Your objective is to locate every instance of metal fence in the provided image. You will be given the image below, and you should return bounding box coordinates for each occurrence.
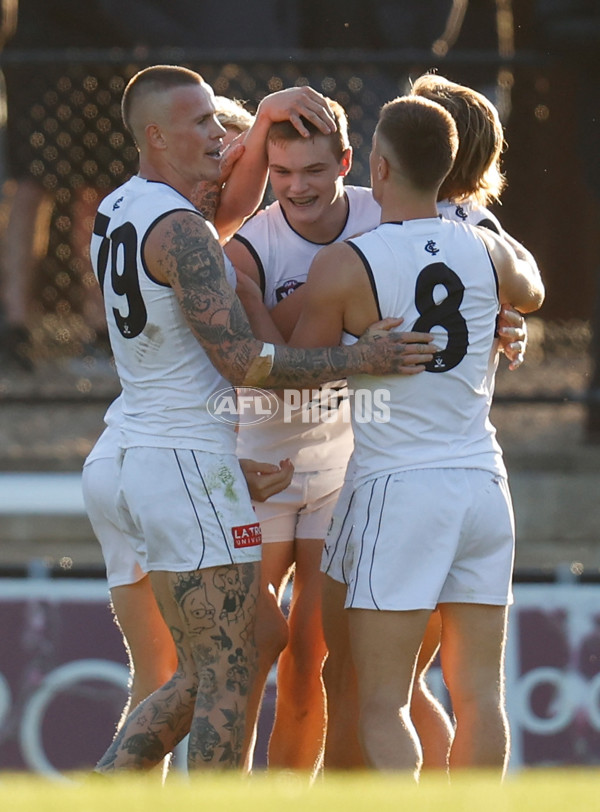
[0,48,595,404]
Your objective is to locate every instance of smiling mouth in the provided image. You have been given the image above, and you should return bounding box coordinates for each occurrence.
[289,196,317,207]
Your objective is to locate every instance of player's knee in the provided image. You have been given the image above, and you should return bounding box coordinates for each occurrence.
[132,648,178,690]
[322,649,351,694]
[285,630,327,680]
[359,688,407,725]
[451,686,503,722]
[256,612,289,662]
[322,653,338,691]
[409,679,431,713]
[131,667,171,700]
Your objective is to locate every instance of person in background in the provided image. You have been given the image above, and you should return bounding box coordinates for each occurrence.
[0,0,125,371]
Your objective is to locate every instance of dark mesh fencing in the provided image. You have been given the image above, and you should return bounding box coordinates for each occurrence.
[1,55,418,363]
[0,50,596,384]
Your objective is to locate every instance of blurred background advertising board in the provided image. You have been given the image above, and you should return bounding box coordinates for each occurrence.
[0,579,599,777]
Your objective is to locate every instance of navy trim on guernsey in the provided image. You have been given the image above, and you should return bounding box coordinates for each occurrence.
[480,245,500,305]
[476,217,501,235]
[141,209,205,288]
[92,212,111,292]
[232,234,266,298]
[279,191,352,246]
[481,244,501,338]
[345,239,383,320]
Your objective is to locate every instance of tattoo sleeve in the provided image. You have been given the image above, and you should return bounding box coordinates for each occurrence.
[160,212,404,387]
[161,212,259,383]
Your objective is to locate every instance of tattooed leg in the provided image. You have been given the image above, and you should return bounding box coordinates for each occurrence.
[95,563,259,773]
[168,563,260,770]
[95,622,198,773]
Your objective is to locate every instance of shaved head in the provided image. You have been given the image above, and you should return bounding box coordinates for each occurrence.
[122,65,207,147]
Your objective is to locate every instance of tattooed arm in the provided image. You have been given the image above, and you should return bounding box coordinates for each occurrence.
[145,210,435,388]
[190,180,221,225]
[191,138,245,231]
[287,241,437,382]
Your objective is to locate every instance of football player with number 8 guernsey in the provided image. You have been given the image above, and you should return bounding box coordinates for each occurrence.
[285,95,544,779]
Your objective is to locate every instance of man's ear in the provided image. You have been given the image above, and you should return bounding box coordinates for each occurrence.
[377,155,390,181]
[339,147,353,177]
[146,122,166,149]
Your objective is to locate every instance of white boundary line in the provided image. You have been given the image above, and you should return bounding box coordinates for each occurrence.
[0,578,110,600]
[0,472,85,515]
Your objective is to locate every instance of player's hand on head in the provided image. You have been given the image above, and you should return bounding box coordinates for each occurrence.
[257,86,337,137]
[497,304,527,370]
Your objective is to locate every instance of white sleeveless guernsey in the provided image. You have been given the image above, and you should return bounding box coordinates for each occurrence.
[90,176,237,454]
[437,198,503,234]
[345,216,506,488]
[234,186,381,471]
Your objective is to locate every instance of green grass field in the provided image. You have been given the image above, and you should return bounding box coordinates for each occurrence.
[1,770,597,812]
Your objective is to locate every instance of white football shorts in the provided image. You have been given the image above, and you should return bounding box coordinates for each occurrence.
[82,455,147,589]
[321,471,355,584]
[118,447,262,571]
[253,467,346,543]
[346,468,515,610]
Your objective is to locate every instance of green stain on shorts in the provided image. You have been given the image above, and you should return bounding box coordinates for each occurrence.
[208,464,237,502]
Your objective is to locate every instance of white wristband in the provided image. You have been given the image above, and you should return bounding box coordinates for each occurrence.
[242,342,275,386]
[259,342,275,361]
[258,342,275,377]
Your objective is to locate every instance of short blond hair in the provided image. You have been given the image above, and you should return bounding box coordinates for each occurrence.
[214,96,254,134]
